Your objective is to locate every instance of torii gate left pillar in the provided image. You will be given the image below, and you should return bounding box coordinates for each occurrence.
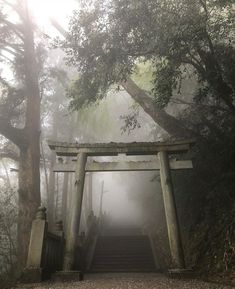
[63,152,87,270]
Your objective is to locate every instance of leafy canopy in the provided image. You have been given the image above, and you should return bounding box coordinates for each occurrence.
[64,0,235,112]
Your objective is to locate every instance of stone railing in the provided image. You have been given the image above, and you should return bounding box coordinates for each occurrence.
[22,207,65,282]
[41,220,65,279]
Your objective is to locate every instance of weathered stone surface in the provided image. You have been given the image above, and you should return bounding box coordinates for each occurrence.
[63,152,87,270]
[51,271,83,282]
[167,268,194,279]
[48,140,195,156]
[21,267,42,283]
[53,159,193,172]
[159,151,185,269]
[26,219,47,269]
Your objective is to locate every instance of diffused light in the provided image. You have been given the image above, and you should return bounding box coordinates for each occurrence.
[27,0,77,27]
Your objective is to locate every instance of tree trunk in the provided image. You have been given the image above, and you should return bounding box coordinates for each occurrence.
[121,78,194,139]
[17,1,41,267]
[18,148,40,267]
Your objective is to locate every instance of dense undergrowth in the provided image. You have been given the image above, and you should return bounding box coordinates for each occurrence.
[176,111,235,284]
[141,106,235,284]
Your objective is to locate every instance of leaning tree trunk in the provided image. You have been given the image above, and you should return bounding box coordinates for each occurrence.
[50,20,194,140]
[17,1,41,267]
[121,78,194,139]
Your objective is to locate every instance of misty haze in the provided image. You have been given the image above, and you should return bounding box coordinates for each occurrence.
[0,0,234,289]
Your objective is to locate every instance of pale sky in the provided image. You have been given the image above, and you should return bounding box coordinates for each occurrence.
[0,0,78,80]
[28,0,79,31]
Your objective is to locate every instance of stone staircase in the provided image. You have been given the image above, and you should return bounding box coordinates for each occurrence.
[90,235,156,272]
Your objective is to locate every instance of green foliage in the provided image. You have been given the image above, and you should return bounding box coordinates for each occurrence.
[152,59,181,108]
[0,76,25,124]
[131,62,154,91]
[120,108,141,134]
[0,187,18,285]
[68,73,107,110]
[64,0,235,113]
[169,97,235,278]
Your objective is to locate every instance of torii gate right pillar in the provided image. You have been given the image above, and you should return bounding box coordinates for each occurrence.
[158,150,185,269]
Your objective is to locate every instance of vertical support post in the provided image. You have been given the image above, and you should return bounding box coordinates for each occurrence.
[26,207,47,268]
[158,151,185,269]
[88,172,93,212]
[23,207,47,282]
[63,152,87,271]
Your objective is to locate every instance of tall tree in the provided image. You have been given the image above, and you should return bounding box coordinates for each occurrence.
[62,0,234,137]
[0,0,41,267]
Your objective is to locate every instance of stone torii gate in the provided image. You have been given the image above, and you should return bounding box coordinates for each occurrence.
[48,139,195,272]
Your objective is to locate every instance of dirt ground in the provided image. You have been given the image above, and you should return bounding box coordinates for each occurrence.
[11,273,234,289]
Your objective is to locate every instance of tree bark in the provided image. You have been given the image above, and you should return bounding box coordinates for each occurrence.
[18,148,40,267]
[121,78,194,139]
[17,1,41,267]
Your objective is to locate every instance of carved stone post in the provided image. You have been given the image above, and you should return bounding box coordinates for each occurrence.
[63,152,87,271]
[23,207,47,282]
[158,151,185,269]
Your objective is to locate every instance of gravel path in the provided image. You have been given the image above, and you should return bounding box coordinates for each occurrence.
[12,273,233,289]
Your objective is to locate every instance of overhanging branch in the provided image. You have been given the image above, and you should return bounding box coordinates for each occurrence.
[50,18,68,37]
[0,46,18,57]
[0,119,27,148]
[0,149,19,162]
[1,18,24,41]
[121,78,195,139]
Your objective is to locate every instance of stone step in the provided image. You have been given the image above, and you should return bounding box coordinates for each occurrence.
[91,268,156,271]
[95,250,152,254]
[93,255,154,259]
[92,262,155,269]
[90,234,156,272]
[92,258,155,261]
[52,271,83,282]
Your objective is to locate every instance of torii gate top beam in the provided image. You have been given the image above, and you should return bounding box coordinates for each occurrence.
[48,139,195,157]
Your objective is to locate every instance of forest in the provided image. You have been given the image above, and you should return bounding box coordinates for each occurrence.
[0,0,234,288]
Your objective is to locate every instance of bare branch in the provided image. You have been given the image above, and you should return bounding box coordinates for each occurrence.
[0,46,18,56]
[121,78,195,138]
[0,148,19,162]
[0,41,23,52]
[0,52,14,63]
[0,18,24,41]
[0,119,27,148]
[0,0,23,18]
[50,18,68,37]
[171,97,230,113]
